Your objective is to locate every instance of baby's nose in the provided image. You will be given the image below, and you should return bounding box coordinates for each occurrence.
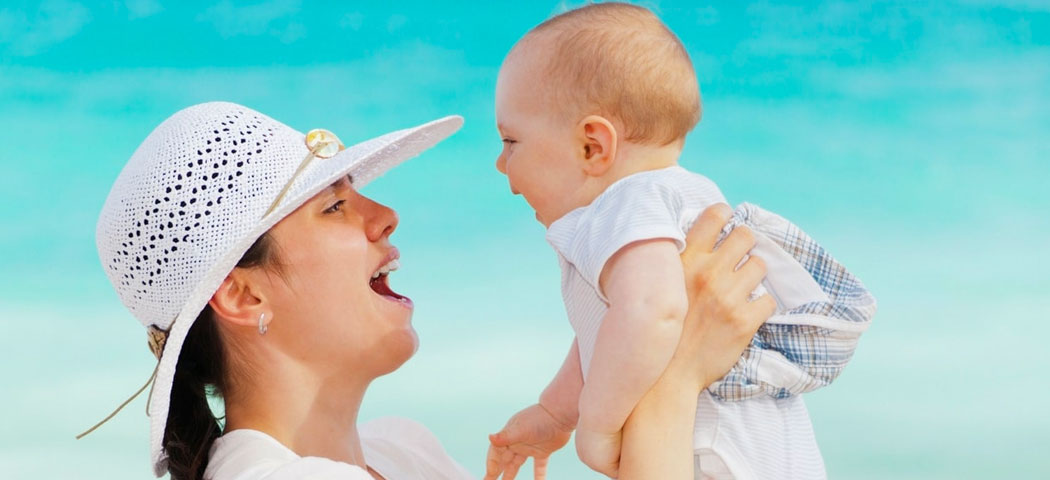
[495,155,507,175]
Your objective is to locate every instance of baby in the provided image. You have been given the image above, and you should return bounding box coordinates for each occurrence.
[487,3,876,480]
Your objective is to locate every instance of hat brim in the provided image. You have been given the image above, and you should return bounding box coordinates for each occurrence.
[147,115,463,476]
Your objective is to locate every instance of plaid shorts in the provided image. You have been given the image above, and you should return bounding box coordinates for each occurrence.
[707,203,877,401]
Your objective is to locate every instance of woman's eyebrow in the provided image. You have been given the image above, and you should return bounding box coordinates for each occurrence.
[321,175,354,196]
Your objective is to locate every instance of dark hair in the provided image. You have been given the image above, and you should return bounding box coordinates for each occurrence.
[163,233,276,480]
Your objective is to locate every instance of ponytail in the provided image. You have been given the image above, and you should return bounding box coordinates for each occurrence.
[163,233,275,480]
[164,309,225,480]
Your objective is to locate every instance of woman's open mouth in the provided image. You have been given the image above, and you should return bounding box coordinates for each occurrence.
[370,257,412,307]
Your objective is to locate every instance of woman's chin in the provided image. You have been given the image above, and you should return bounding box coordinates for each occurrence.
[373,327,419,376]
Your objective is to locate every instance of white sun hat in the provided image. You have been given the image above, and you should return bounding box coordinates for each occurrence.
[93,101,463,476]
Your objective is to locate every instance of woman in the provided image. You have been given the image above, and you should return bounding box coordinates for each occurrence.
[87,102,772,479]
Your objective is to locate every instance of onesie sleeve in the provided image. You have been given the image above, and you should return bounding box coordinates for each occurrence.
[709,203,878,401]
[548,176,687,302]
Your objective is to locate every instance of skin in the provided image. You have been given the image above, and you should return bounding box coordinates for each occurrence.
[208,176,409,480]
[572,238,689,477]
[491,37,748,478]
[203,176,771,480]
[493,48,596,227]
[494,39,684,228]
[495,51,691,474]
[487,205,775,480]
[620,205,775,479]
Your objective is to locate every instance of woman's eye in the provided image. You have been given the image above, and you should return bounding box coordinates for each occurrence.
[501,138,516,145]
[323,200,345,214]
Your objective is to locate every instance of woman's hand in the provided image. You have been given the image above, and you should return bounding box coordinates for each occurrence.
[669,203,776,389]
[616,204,776,480]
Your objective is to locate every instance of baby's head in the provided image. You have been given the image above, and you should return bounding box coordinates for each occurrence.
[495,2,700,226]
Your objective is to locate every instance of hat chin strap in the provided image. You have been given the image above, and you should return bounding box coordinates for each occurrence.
[75,359,161,440]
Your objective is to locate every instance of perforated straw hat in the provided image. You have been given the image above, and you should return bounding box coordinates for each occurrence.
[92,101,462,476]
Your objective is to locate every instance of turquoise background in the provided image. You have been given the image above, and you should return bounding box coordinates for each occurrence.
[1,1,1048,478]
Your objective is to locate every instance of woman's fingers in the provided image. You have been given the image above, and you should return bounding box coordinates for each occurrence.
[681,203,732,264]
[729,253,775,338]
[750,293,777,321]
[732,254,767,299]
[715,225,756,272]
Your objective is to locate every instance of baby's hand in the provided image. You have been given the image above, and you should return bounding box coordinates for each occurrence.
[574,427,621,478]
[484,404,574,480]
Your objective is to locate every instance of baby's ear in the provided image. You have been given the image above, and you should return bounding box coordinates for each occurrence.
[576,115,617,176]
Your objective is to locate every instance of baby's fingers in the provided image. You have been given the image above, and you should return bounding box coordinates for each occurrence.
[533,456,549,480]
[490,417,526,448]
[489,432,511,448]
[503,453,527,480]
[484,445,506,480]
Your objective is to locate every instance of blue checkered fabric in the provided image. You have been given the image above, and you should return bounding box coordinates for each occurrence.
[708,203,877,401]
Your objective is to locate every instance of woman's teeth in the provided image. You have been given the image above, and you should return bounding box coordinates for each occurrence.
[372,259,400,279]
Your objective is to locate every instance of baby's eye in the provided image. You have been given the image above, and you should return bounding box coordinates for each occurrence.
[323,199,345,214]
[501,138,516,145]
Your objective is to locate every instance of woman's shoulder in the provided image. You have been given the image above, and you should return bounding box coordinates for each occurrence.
[205,429,372,480]
[361,416,475,479]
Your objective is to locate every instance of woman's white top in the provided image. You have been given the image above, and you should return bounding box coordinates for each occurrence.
[204,417,474,480]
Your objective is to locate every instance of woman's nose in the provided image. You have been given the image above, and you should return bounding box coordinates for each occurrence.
[363,197,399,241]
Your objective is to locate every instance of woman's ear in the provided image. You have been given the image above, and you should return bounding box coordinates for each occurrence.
[208,269,266,331]
[576,115,618,177]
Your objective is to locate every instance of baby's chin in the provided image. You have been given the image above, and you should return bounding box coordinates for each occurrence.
[534,210,557,228]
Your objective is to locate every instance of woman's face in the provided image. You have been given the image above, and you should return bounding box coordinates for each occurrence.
[258,176,417,380]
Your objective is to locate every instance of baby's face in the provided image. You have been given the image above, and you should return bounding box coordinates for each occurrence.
[494,49,587,227]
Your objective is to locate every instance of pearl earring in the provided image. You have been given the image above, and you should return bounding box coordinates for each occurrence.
[258,312,268,335]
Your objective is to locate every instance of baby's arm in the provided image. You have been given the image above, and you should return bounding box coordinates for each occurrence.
[575,238,689,477]
[539,339,584,426]
[485,340,582,480]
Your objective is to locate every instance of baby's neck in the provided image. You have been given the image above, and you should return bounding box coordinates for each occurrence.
[547,140,684,227]
[592,140,683,193]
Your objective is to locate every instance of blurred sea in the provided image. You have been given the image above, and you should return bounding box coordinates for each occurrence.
[1,1,1048,478]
